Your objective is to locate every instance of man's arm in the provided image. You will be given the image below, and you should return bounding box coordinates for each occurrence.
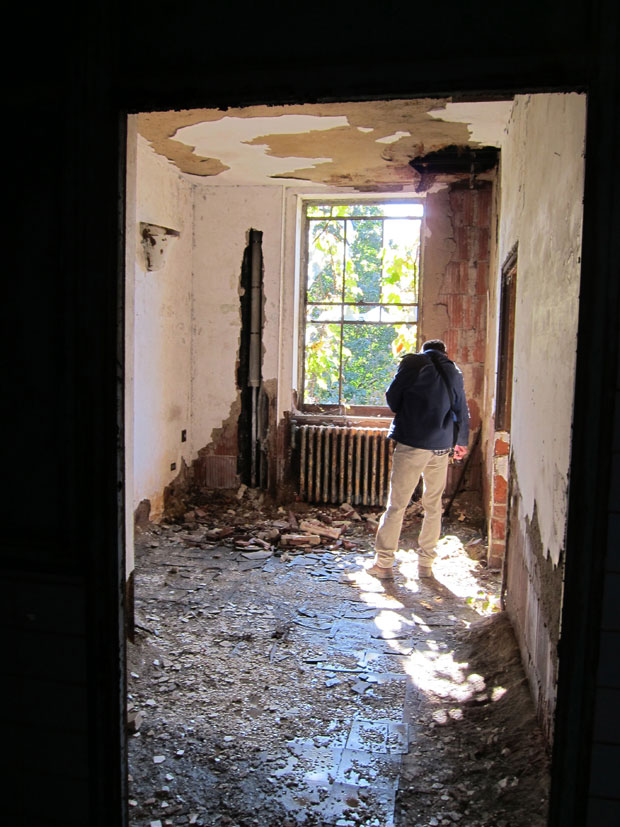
[453,367,470,457]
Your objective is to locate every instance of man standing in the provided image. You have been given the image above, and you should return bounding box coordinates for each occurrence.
[366,339,470,580]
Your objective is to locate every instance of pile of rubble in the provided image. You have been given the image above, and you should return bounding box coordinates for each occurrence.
[126,488,548,827]
[174,487,389,554]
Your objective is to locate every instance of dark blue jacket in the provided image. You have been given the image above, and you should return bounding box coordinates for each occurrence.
[386,349,470,450]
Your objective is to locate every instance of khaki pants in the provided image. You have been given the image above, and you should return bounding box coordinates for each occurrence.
[374,442,450,568]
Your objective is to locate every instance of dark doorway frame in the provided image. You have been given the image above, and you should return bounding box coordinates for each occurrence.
[121,84,616,826]
[495,244,518,433]
[5,3,617,825]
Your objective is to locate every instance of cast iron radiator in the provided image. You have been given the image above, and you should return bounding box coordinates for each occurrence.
[298,425,393,506]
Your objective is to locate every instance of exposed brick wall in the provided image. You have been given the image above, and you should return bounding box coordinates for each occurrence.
[488,431,510,567]
[440,183,492,440]
[505,469,564,742]
[423,182,493,497]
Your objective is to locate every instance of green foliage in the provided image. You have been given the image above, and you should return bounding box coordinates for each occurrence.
[304,203,421,406]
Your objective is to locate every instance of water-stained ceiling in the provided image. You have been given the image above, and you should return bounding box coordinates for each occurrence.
[137,98,513,191]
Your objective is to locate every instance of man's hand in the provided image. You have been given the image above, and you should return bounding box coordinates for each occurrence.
[453,444,468,461]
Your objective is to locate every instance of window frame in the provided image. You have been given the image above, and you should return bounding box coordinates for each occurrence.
[297,197,424,416]
[495,244,518,431]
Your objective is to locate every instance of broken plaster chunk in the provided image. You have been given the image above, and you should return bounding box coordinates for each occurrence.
[240,550,272,560]
[299,519,342,540]
[127,710,144,733]
[153,755,166,764]
[281,534,321,546]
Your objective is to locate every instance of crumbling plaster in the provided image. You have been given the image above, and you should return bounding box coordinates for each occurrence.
[191,186,285,455]
[137,99,494,189]
[498,93,586,567]
[132,136,194,520]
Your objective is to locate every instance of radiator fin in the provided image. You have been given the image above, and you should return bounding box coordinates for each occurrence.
[298,425,393,506]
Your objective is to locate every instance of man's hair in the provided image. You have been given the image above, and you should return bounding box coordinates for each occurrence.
[422,339,446,353]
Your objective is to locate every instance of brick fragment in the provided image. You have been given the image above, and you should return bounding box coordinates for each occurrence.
[494,436,510,456]
[494,474,508,504]
[492,517,506,540]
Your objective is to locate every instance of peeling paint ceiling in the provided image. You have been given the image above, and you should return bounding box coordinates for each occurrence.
[137,98,513,190]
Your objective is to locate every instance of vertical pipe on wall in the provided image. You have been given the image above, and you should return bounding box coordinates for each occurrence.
[249,230,263,488]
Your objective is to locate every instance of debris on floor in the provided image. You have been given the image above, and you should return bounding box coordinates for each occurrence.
[127,488,549,826]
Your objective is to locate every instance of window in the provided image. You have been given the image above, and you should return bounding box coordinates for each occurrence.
[301,200,423,410]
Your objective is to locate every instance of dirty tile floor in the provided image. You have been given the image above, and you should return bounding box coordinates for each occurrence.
[127,491,549,826]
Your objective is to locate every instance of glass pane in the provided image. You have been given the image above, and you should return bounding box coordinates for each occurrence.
[391,323,418,358]
[304,323,342,405]
[381,219,420,304]
[337,204,384,217]
[307,303,342,323]
[345,219,384,302]
[341,324,407,406]
[306,204,333,217]
[307,220,344,302]
[382,202,424,218]
[306,201,423,219]
[380,304,418,323]
[342,304,381,322]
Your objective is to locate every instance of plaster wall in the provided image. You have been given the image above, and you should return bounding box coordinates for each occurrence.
[498,93,586,734]
[500,93,586,565]
[133,136,194,519]
[190,186,286,459]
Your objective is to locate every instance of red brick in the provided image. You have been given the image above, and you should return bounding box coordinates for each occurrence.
[473,341,486,363]
[488,541,505,568]
[494,436,510,456]
[462,189,475,225]
[475,261,488,294]
[444,262,457,293]
[477,227,490,260]
[494,474,508,503]
[471,364,484,396]
[456,226,469,260]
[468,398,481,429]
[444,331,458,353]
[450,189,464,225]
[448,294,464,325]
[492,502,507,520]
[492,517,506,540]
[460,262,471,293]
[477,188,492,227]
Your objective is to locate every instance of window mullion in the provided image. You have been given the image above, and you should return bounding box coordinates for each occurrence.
[339,218,348,407]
